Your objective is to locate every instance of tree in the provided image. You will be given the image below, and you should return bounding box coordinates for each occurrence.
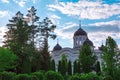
[4,12,34,73]
[68,60,72,75]
[31,50,43,72]
[26,6,39,45]
[95,61,101,75]
[60,54,67,76]
[50,59,56,71]
[0,47,17,72]
[77,61,81,74]
[102,36,119,79]
[38,17,56,71]
[79,44,97,73]
[73,60,77,74]
[58,61,61,73]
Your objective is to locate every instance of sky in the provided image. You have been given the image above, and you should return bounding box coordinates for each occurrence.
[0,0,120,50]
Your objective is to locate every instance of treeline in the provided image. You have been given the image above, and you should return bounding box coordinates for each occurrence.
[2,6,56,73]
[0,6,120,80]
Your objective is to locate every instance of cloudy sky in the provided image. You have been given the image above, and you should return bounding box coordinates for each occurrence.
[0,0,120,50]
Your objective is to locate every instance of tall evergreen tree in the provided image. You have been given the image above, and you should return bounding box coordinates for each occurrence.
[68,60,72,75]
[73,60,77,74]
[77,61,81,74]
[60,54,67,76]
[38,17,56,71]
[58,60,62,73]
[4,12,33,73]
[78,44,97,73]
[50,59,56,71]
[96,61,101,75]
[102,36,119,79]
[26,6,39,45]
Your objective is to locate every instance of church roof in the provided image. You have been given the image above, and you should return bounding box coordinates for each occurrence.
[83,38,93,46]
[74,28,87,36]
[53,43,62,51]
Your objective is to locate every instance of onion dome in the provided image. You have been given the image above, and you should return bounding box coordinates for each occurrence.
[83,38,93,46]
[53,43,62,51]
[74,28,87,36]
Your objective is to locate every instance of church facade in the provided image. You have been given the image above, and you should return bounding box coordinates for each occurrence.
[51,26,102,68]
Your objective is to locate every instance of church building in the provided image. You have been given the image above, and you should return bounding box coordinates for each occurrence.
[51,24,102,70]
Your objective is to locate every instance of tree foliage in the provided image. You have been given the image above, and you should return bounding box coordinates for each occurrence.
[50,59,56,71]
[0,47,17,72]
[79,44,97,73]
[45,71,64,80]
[68,60,72,75]
[102,36,119,80]
[39,17,56,71]
[73,60,77,74]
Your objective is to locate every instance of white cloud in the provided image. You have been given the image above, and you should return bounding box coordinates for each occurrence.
[89,20,120,28]
[50,14,61,19]
[13,0,27,7]
[49,14,61,25]
[54,22,76,39]
[48,1,120,19]
[0,11,9,18]
[0,26,8,47]
[88,31,120,48]
[1,0,9,3]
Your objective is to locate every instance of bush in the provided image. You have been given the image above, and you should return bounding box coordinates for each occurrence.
[80,72,99,80]
[0,71,16,80]
[29,75,38,80]
[14,74,30,80]
[32,71,44,80]
[69,74,81,80]
[45,71,64,80]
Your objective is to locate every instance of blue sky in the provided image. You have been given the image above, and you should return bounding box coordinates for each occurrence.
[0,0,120,50]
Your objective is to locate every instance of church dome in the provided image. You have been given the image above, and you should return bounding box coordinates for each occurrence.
[83,38,93,46]
[53,43,62,51]
[74,28,87,36]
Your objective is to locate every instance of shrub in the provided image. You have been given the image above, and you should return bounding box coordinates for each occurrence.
[0,71,16,80]
[32,71,44,80]
[45,71,64,80]
[29,75,38,80]
[14,74,30,80]
[80,72,99,80]
[69,73,81,80]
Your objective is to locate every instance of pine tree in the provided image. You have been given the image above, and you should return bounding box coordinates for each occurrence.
[58,60,61,73]
[4,12,33,73]
[78,44,97,73]
[38,17,56,71]
[96,61,101,75]
[26,6,39,45]
[73,60,77,74]
[68,60,72,75]
[50,59,56,71]
[60,54,67,76]
[77,61,81,74]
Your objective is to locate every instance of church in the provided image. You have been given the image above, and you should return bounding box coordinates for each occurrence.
[51,24,102,68]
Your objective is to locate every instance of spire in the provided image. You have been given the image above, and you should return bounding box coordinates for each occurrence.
[78,11,82,28]
[79,19,81,28]
[102,40,103,45]
[57,39,59,44]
